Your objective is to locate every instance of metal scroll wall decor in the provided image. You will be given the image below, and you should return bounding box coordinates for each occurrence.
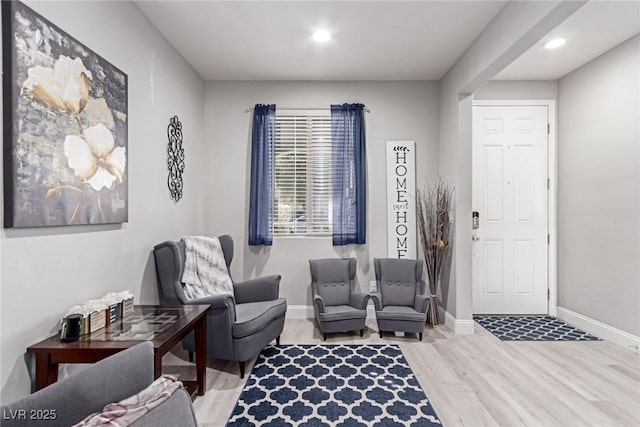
[167,116,185,203]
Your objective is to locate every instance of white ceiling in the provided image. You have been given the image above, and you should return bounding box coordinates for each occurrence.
[137,0,640,82]
[497,0,640,80]
[136,0,507,80]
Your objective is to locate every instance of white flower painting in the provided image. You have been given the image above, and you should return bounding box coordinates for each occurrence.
[64,124,126,192]
[3,1,128,227]
[22,55,92,113]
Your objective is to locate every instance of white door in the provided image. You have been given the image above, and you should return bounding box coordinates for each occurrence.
[472,105,549,314]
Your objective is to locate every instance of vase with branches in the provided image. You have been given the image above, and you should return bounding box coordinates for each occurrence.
[416,177,454,327]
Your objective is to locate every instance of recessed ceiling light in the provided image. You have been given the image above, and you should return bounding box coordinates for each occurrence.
[312,30,331,43]
[544,38,566,49]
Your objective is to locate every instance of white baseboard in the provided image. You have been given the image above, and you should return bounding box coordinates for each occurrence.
[556,306,640,353]
[444,310,475,334]
[287,304,476,335]
[286,304,376,319]
[286,305,314,319]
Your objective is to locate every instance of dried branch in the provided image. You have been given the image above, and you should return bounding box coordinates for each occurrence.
[416,176,454,326]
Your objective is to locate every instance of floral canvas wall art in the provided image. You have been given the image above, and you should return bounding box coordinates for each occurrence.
[2,1,128,228]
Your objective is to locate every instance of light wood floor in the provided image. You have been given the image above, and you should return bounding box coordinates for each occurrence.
[162,318,640,427]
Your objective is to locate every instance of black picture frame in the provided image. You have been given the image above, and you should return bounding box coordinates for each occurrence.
[2,1,128,228]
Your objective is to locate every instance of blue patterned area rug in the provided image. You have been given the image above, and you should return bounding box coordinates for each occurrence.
[474,315,601,341]
[226,344,442,427]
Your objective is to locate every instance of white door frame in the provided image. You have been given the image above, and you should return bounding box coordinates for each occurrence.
[472,99,557,316]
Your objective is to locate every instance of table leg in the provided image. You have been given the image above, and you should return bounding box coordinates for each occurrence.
[154,351,162,379]
[194,315,207,396]
[34,353,58,391]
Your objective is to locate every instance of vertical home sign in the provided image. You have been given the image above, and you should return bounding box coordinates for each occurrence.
[386,141,417,259]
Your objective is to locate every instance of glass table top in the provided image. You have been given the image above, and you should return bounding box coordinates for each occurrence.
[81,306,189,342]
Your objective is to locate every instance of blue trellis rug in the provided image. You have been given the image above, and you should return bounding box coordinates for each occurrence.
[226,344,442,427]
[474,315,601,341]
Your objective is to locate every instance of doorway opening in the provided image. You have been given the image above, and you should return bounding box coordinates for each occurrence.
[472,100,557,316]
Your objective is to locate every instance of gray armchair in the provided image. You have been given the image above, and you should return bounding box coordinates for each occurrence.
[0,342,197,427]
[153,235,286,378]
[310,258,369,340]
[372,258,430,341]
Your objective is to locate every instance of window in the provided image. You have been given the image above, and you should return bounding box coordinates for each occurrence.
[273,111,332,236]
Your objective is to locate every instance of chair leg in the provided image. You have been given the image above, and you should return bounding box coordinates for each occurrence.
[379,330,383,338]
[188,351,194,363]
[239,361,245,379]
[419,332,423,341]
[323,333,327,341]
[360,329,364,337]
[276,335,280,346]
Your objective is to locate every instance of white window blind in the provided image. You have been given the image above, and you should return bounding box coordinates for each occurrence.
[274,111,332,236]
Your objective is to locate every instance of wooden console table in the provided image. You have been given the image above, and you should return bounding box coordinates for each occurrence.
[27,305,209,396]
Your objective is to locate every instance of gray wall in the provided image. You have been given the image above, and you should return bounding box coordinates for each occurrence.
[203,81,440,305]
[0,1,206,400]
[557,35,640,336]
[474,80,558,100]
[438,0,582,321]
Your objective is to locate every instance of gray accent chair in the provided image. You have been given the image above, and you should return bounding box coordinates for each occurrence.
[0,342,198,427]
[371,258,430,341]
[153,235,286,378]
[310,258,370,340]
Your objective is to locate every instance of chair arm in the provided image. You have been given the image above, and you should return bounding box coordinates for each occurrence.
[184,294,236,321]
[184,294,235,311]
[370,293,383,311]
[349,292,370,310]
[129,388,198,427]
[313,295,326,314]
[181,297,236,354]
[234,275,281,304]
[414,294,431,314]
[0,343,154,427]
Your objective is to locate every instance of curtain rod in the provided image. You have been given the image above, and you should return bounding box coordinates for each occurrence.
[244,106,370,113]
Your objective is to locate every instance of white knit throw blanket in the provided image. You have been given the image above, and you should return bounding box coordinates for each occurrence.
[181,236,234,300]
[72,375,184,426]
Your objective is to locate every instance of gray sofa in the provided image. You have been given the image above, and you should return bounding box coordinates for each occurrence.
[153,235,286,378]
[0,342,197,427]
